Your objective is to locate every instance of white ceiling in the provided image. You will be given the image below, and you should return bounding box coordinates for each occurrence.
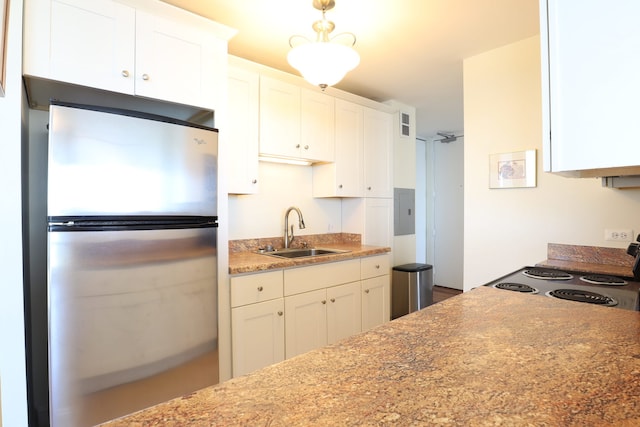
[162,0,539,139]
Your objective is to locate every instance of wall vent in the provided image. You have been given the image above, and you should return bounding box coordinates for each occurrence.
[400,112,410,137]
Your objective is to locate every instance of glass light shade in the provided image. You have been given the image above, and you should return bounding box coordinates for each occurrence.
[287,41,360,88]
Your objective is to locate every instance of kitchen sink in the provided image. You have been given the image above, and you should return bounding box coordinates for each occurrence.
[261,248,349,259]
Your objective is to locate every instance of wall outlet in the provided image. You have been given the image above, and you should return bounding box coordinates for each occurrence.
[604,228,634,241]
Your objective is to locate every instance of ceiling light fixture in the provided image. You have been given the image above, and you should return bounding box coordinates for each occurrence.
[287,0,360,90]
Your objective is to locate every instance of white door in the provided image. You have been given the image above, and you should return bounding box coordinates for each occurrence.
[135,10,222,110]
[326,282,361,344]
[300,89,335,162]
[361,275,390,331]
[363,107,393,198]
[431,138,464,290]
[231,298,285,377]
[49,0,135,94]
[227,67,259,194]
[284,289,327,358]
[364,198,393,248]
[259,76,300,159]
[334,99,364,196]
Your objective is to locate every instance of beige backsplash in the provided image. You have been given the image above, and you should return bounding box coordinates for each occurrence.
[537,243,635,277]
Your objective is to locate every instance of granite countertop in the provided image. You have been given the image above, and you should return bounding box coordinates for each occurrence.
[229,242,390,275]
[102,287,640,426]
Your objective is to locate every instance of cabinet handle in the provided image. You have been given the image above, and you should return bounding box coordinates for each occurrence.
[321,300,327,304]
[296,144,301,148]
[367,186,372,190]
[364,289,370,294]
[277,311,283,316]
[252,179,257,184]
[142,73,150,81]
[330,298,335,303]
[338,184,343,189]
[121,70,130,77]
[304,145,309,150]
[375,264,380,269]
[257,286,263,292]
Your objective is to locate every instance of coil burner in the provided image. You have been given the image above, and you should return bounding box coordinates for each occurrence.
[493,282,539,294]
[546,289,618,307]
[522,268,573,280]
[579,274,627,286]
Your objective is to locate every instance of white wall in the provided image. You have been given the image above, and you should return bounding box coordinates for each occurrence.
[463,35,640,291]
[386,100,417,266]
[228,161,342,240]
[0,0,29,425]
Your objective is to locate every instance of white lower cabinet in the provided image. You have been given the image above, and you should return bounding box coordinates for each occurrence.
[362,276,390,331]
[327,282,362,344]
[284,289,328,359]
[285,281,361,359]
[231,255,390,377]
[230,270,285,377]
[361,254,391,331]
[231,298,284,377]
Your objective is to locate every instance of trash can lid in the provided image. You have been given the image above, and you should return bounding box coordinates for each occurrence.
[392,263,433,272]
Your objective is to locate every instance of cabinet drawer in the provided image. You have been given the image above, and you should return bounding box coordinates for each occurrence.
[284,259,360,296]
[231,270,283,308]
[361,254,390,279]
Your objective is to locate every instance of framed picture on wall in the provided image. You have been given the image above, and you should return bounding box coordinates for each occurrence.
[489,149,537,189]
[0,0,8,97]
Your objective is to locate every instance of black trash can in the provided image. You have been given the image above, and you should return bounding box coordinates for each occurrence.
[391,263,433,319]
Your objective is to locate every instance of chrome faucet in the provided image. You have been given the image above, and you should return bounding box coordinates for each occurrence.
[284,206,306,248]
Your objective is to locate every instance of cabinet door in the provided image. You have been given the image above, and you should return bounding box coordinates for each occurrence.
[326,282,361,344]
[363,108,393,198]
[543,0,640,173]
[300,89,335,162]
[48,0,135,94]
[227,67,260,194]
[259,76,301,159]
[284,289,327,359]
[364,198,393,247]
[362,275,390,331]
[135,10,224,110]
[334,99,364,196]
[231,298,285,377]
[313,99,364,197]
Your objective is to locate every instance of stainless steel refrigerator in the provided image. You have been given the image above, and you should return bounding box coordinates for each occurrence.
[46,101,219,426]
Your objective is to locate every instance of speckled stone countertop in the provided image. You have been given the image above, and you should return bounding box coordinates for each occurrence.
[228,233,390,274]
[101,287,640,426]
[537,243,635,278]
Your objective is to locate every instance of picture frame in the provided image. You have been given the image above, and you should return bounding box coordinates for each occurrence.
[0,0,8,97]
[489,149,536,189]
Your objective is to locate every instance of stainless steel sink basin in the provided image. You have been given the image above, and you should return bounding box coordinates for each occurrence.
[261,248,349,259]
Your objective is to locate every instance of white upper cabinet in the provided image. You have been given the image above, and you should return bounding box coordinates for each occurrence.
[300,89,335,162]
[313,98,364,197]
[31,0,136,94]
[24,0,233,111]
[259,76,301,159]
[134,10,226,110]
[259,76,335,162]
[541,0,640,176]
[363,107,393,197]
[227,66,260,194]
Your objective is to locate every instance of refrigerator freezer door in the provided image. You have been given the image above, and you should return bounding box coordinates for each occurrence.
[48,226,218,426]
[47,103,218,217]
